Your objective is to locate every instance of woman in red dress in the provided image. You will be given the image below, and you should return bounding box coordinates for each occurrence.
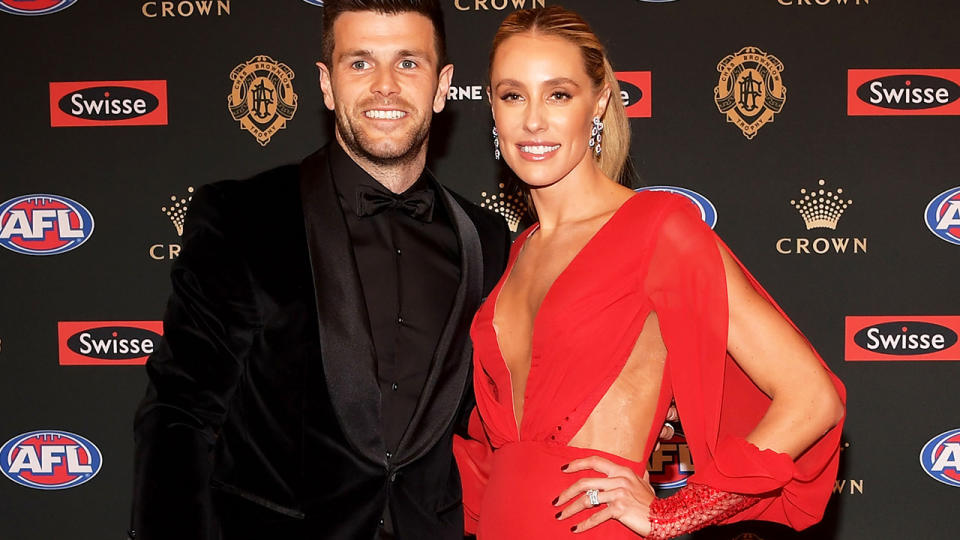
[454,6,846,539]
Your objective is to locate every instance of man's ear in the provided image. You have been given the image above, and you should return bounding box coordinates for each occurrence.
[432,64,455,114]
[316,61,335,111]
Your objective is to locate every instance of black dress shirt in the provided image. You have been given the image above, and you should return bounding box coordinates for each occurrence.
[328,144,461,456]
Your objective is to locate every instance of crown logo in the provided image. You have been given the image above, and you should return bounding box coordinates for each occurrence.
[790,179,852,231]
[162,186,194,236]
[481,183,527,232]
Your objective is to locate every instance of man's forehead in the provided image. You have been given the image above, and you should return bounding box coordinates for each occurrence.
[332,11,437,60]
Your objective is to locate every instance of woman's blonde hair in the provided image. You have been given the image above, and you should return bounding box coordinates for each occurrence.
[489,6,632,186]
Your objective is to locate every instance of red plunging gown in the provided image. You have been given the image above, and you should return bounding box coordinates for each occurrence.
[454,192,846,539]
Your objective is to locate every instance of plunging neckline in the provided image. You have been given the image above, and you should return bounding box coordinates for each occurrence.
[490,193,640,438]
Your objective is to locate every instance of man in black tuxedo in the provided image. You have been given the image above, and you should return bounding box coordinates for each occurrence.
[131,1,510,538]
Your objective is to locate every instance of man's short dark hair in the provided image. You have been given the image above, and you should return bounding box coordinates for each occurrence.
[321,0,448,72]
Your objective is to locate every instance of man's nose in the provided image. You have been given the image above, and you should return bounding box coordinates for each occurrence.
[371,67,401,97]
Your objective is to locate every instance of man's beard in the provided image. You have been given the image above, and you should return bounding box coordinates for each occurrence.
[335,103,431,167]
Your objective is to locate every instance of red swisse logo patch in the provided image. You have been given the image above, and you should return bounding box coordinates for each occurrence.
[616,71,652,118]
[848,69,960,116]
[845,316,960,361]
[49,80,168,127]
[58,321,163,365]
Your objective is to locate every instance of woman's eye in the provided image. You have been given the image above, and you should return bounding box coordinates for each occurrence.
[500,92,522,101]
[399,59,417,69]
[550,91,572,101]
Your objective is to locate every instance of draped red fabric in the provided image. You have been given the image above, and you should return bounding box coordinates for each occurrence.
[455,192,845,538]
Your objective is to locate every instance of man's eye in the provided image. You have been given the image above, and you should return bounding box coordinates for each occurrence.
[399,59,417,69]
[351,60,370,70]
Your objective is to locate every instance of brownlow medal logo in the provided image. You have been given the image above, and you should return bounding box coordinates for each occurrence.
[714,47,787,139]
[227,55,298,146]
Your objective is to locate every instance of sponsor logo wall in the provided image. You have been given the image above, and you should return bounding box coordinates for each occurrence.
[0,195,94,255]
[2,1,958,538]
[920,429,960,488]
[925,186,960,245]
[1,431,102,490]
[848,69,960,116]
[0,0,77,16]
[58,321,163,366]
[49,80,168,127]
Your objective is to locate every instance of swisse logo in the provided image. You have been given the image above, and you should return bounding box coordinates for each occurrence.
[1,431,102,490]
[0,194,94,255]
[647,431,692,489]
[925,187,960,245]
[855,322,957,354]
[58,321,163,365]
[858,75,960,109]
[845,316,960,361]
[635,186,717,229]
[616,71,651,118]
[50,80,168,127]
[848,70,960,116]
[0,0,77,16]
[920,429,960,488]
[454,0,545,11]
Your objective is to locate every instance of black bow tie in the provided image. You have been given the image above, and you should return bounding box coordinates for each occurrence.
[355,184,435,222]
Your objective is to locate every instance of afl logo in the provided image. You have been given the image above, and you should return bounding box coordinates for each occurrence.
[635,186,718,229]
[1,430,102,490]
[0,0,77,16]
[920,429,960,487]
[925,187,960,245]
[0,194,94,255]
[647,431,693,489]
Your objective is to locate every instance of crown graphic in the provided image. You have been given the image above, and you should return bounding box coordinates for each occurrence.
[481,183,527,232]
[161,186,195,237]
[790,179,852,230]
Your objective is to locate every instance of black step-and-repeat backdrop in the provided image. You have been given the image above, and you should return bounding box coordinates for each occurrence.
[1,1,958,539]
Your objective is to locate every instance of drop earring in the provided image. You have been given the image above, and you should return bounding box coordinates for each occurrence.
[493,126,501,160]
[588,116,603,157]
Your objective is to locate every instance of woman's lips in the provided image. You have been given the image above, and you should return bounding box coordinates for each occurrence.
[516,142,561,161]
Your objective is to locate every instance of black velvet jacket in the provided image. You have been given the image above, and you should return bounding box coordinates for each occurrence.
[131,147,511,540]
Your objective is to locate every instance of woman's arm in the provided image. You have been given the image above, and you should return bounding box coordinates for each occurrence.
[719,242,845,458]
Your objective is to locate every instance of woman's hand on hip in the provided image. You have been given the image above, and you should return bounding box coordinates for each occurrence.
[553,455,657,534]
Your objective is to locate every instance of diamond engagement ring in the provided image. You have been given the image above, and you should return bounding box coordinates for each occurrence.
[586,489,601,507]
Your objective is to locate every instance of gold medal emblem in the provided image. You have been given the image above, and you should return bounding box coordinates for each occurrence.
[714,47,787,139]
[228,55,298,146]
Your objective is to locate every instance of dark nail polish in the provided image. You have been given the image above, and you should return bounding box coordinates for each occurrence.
[555,512,561,519]
[551,497,559,505]
[561,464,569,471]
[570,525,578,532]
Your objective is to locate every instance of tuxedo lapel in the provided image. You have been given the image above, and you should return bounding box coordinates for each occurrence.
[395,177,483,466]
[299,148,386,465]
